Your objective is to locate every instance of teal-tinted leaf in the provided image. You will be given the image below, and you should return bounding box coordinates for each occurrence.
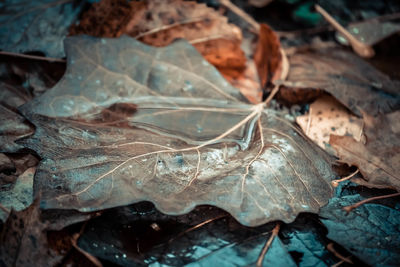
[320,195,400,266]
[0,0,87,58]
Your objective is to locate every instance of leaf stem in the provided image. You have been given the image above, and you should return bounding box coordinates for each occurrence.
[343,192,400,213]
[331,169,359,187]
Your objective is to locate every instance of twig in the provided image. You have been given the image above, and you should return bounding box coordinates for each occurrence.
[343,192,400,213]
[327,243,353,264]
[256,222,281,267]
[315,4,375,58]
[167,214,228,244]
[331,169,359,187]
[0,51,65,63]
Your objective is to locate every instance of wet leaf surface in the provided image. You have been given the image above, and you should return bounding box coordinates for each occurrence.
[19,35,335,226]
[320,194,400,267]
[282,47,400,116]
[0,0,87,58]
[330,111,400,190]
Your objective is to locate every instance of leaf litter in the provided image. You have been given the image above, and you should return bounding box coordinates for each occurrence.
[0,0,400,265]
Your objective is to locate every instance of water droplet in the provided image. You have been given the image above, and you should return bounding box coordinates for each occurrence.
[93,243,98,248]
[196,124,203,133]
[352,27,359,34]
[95,80,101,85]
[77,75,83,80]
[115,254,119,259]
[182,80,194,92]
[101,38,107,45]
[122,254,127,258]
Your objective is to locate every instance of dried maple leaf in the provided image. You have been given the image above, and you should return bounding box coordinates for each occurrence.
[0,0,87,58]
[330,111,400,191]
[70,0,246,84]
[19,36,334,226]
[282,46,400,116]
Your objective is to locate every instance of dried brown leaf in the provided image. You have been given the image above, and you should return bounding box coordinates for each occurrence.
[282,47,400,116]
[330,111,400,191]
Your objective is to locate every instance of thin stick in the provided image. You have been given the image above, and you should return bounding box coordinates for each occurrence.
[331,169,359,187]
[343,192,400,213]
[256,222,281,267]
[315,4,374,58]
[327,243,353,264]
[219,0,260,31]
[0,51,65,63]
[167,214,228,244]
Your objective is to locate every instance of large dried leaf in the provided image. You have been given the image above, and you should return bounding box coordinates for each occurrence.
[0,0,87,58]
[320,195,400,266]
[330,111,400,191]
[19,36,334,226]
[282,47,400,116]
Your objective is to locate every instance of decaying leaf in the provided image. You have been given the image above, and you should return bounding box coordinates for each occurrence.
[296,95,363,155]
[0,200,63,267]
[70,0,246,80]
[254,24,282,90]
[282,46,400,116]
[0,0,87,58]
[330,111,400,191]
[0,167,35,222]
[0,81,34,152]
[19,35,334,226]
[320,195,400,266]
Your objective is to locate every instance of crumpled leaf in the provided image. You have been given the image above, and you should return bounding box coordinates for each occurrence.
[320,195,400,266]
[19,35,335,226]
[282,47,400,116]
[296,95,363,155]
[330,111,400,191]
[0,167,34,222]
[0,0,87,58]
[0,200,63,267]
[70,0,246,81]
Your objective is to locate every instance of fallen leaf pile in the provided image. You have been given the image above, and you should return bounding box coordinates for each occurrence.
[0,0,400,265]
